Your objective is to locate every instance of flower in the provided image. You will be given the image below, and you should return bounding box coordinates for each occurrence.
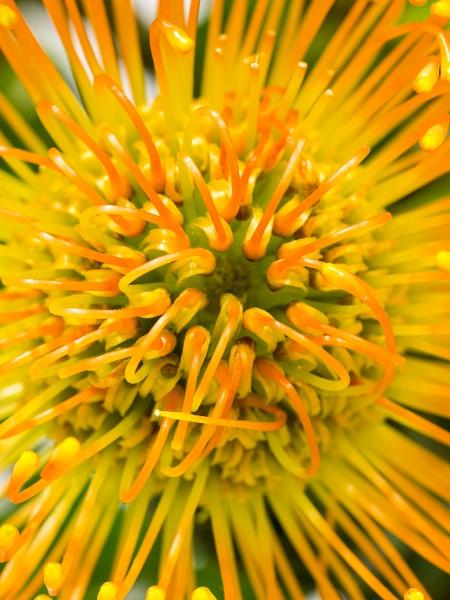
[0,0,449,599]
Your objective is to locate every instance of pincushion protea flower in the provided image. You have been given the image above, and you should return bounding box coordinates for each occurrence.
[0,0,449,598]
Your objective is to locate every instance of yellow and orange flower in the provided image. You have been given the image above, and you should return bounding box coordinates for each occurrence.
[0,0,449,599]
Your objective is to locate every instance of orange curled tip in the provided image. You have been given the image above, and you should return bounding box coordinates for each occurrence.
[242,308,283,351]
[192,588,218,600]
[408,0,427,5]
[41,436,80,480]
[431,1,450,19]
[436,250,450,270]
[222,292,243,319]
[286,302,329,329]
[242,212,274,261]
[243,307,274,330]
[0,4,17,28]
[160,20,194,53]
[404,589,424,600]
[8,450,39,495]
[146,586,166,600]
[0,523,19,561]
[413,58,440,93]
[44,561,63,597]
[97,582,119,600]
[419,120,449,150]
[319,262,360,292]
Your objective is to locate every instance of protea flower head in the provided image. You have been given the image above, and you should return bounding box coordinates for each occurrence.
[0,0,449,599]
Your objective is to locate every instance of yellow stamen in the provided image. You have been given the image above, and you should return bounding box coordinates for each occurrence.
[404,589,425,600]
[8,450,39,498]
[436,250,450,270]
[413,59,440,94]
[43,561,63,597]
[41,437,81,480]
[192,587,219,600]
[0,523,19,560]
[419,122,449,151]
[163,21,193,53]
[0,4,16,28]
[97,581,119,600]
[146,586,166,600]
[431,1,450,19]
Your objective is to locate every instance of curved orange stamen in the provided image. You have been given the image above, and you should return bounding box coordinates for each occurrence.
[37,231,144,270]
[49,292,170,324]
[188,106,241,219]
[28,320,133,378]
[279,212,392,259]
[0,323,90,376]
[0,145,54,169]
[47,147,106,206]
[156,401,286,431]
[100,128,188,243]
[191,297,243,412]
[125,289,205,384]
[94,74,165,191]
[199,348,247,457]
[171,326,210,451]
[274,146,370,237]
[59,331,175,379]
[119,248,215,296]
[286,302,404,371]
[162,364,232,478]
[120,419,174,504]
[36,100,129,199]
[256,359,320,476]
[0,304,45,327]
[0,317,62,351]
[244,138,305,259]
[244,309,350,390]
[300,258,396,394]
[182,153,232,250]
[119,387,184,504]
[1,387,102,438]
[8,407,144,504]
[79,204,179,241]
[2,273,120,293]
[378,398,450,447]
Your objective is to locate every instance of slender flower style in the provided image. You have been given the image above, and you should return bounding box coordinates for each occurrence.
[0,0,449,599]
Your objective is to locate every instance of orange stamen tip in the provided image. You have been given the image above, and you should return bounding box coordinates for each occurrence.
[192,587,218,600]
[404,589,425,600]
[0,524,19,560]
[41,436,80,480]
[146,585,166,600]
[33,596,52,600]
[419,122,448,150]
[431,1,450,18]
[44,561,63,596]
[10,450,39,489]
[413,59,440,93]
[97,582,119,600]
[161,20,193,52]
[408,0,427,5]
[0,4,16,27]
[320,262,354,290]
[436,250,450,270]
